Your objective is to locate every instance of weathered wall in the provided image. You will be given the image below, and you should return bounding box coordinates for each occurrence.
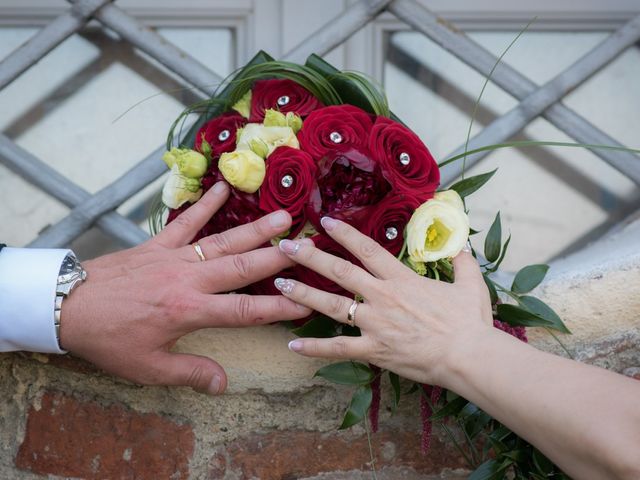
[1,217,638,479]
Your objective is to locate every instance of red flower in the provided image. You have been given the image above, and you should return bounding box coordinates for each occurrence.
[298,105,374,161]
[369,117,439,198]
[294,234,361,297]
[258,146,317,235]
[199,188,262,238]
[194,112,246,159]
[351,192,423,256]
[249,79,323,122]
[306,148,391,231]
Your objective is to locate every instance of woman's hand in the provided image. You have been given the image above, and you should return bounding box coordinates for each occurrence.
[276,216,493,388]
[60,182,311,395]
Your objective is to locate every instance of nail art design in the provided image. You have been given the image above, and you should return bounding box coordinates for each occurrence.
[274,277,295,294]
[279,239,301,255]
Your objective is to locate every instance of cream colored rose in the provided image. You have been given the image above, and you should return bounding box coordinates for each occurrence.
[162,164,203,209]
[162,147,208,178]
[236,123,299,158]
[218,149,266,193]
[263,109,303,133]
[406,190,469,262]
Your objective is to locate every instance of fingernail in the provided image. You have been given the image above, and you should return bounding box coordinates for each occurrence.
[279,239,301,255]
[300,237,315,246]
[274,277,295,294]
[208,374,222,395]
[462,241,472,253]
[288,340,303,352]
[269,210,289,229]
[212,181,227,194]
[321,216,337,231]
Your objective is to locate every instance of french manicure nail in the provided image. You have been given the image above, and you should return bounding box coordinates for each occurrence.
[269,210,289,229]
[274,277,295,294]
[321,216,337,231]
[212,181,227,194]
[208,374,222,395]
[279,239,301,255]
[462,241,472,253]
[288,340,303,352]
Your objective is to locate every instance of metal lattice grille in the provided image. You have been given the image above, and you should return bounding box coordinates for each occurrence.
[1,0,639,250]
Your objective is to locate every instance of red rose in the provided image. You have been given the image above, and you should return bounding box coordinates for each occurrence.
[294,234,362,297]
[250,79,323,122]
[298,105,374,161]
[199,188,262,238]
[306,148,391,231]
[369,117,439,198]
[351,192,423,256]
[194,112,246,159]
[258,146,317,235]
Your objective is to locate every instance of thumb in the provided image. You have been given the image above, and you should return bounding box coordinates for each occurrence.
[452,243,483,286]
[153,352,228,395]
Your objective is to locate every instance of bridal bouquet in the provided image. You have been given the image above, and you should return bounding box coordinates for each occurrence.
[154,51,571,479]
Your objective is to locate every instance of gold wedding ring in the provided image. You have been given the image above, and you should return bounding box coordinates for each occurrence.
[347,299,359,327]
[192,242,206,262]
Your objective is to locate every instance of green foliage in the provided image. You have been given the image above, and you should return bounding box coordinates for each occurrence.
[314,361,374,385]
[518,296,570,334]
[340,384,373,429]
[388,371,401,411]
[484,212,502,263]
[511,264,549,293]
[291,315,340,338]
[449,169,497,199]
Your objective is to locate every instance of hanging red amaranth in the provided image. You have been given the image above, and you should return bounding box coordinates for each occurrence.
[369,364,381,433]
[420,384,443,453]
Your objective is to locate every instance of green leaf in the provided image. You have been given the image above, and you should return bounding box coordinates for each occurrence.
[291,315,339,338]
[314,361,374,385]
[496,304,554,329]
[339,384,373,429]
[449,169,497,199]
[511,264,549,294]
[469,458,511,480]
[461,405,492,440]
[431,394,468,421]
[483,274,499,304]
[388,371,401,411]
[532,447,554,475]
[484,212,502,263]
[486,233,511,272]
[518,296,571,334]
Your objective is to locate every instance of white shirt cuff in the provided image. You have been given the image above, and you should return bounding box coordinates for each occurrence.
[0,247,70,353]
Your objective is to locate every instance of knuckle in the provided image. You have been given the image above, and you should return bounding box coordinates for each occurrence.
[359,238,379,259]
[328,295,346,317]
[231,254,253,281]
[331,339,349,358]
[207,233,233,255]
[332,259,355,281]
[235,294,256,322]
[186,363,208,390]
[172,211,194,230]
[251,218,269,238]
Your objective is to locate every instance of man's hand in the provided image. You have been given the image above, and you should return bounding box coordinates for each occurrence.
[59,181,311,395]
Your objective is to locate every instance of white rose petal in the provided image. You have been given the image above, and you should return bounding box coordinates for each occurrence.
[406,197,470,262]
[236,123,299,157]
[162,165,203,209]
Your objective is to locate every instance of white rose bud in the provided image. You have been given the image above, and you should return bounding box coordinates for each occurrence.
[218,149,266,193]
[162,165,203,209]
[406,190,469,262]
[236,123,299,157]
